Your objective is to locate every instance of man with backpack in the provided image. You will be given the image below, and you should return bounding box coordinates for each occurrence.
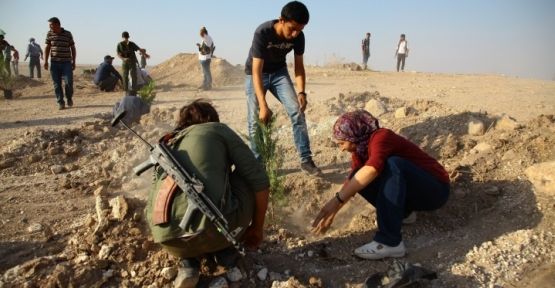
[117,31,149,93]
[196,26,214,90]
[25,38,43,78]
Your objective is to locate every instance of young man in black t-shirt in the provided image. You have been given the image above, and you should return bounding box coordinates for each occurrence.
[117,31,149,93]
[245,1,320,175]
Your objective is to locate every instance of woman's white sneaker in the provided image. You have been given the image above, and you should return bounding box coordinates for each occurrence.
[354,240,406,260]
[402,211,417,225]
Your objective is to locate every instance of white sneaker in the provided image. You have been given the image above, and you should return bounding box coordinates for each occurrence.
[402,212,417,225]
[354,240,406,260]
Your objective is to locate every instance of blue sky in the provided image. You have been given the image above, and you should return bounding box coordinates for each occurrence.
[2,0,554,80]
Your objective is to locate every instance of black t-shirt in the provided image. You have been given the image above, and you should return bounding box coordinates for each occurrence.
[244,20,305,75]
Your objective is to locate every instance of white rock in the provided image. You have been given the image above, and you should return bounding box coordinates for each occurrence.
[98,244,113,260]
[472,142,493,154]
[226,266,243,282]
[111,150,121,162]
[394,107,408,118]
[74,254,89,264]
[468,120,485,136]
[496,115,521,131]
[109,195,128,221]
[50,165,65,174]
[27,223,43,233]
[525,161,555,195]
[160,267,178,280]
[257,268,268,281]
[307,250,314,257]
[208,277,228,288]
[364,99,387,116]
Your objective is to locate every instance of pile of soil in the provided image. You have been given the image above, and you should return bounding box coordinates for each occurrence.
[149,53,244,91]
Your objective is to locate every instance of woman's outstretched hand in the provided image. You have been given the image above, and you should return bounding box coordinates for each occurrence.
[311,197,343,234]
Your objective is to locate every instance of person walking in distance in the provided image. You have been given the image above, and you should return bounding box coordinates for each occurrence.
[25,38,44,78]
[361,32,370,70]
[395,34,409,72]
[44,17,76,110]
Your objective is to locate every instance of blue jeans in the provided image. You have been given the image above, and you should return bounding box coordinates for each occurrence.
[200,59,212,89]
[245,67,312,162]
[358,156,450,246]
[50,61,73,105]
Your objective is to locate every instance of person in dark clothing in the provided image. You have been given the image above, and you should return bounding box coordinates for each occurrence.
[361,32,371,70]
[146,100,270,288]
[25,38,44,78]
[244,1,321,176]
[1,34,17,76]
[94,55,122,92]
[312,110,450,260]
[117,31,149,93]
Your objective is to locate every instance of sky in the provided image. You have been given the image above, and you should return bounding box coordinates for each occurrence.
[2,0,554,80]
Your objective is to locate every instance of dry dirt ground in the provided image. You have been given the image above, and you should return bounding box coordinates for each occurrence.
[1,54,554,287]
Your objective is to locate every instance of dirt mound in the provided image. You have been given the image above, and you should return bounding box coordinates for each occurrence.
[149,53,244,91]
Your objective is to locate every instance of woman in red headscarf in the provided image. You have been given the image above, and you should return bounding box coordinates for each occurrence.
[312,110,450,260]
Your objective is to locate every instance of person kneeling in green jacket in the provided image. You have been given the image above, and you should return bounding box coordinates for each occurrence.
[146,99,270,288]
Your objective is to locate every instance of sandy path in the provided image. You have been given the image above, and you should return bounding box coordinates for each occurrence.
[2,67,553,146]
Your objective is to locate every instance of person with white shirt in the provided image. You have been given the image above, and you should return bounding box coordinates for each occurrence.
[395,34,409,72]
[196,27,214,90]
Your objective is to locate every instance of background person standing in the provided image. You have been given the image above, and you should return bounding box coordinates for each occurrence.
[11,49,19,76]
[395,34,409,72]
[1,35,17,76]
[361,32,370,70]
[117,31,149,93]
[44,17,76,110]
[25,38,43,78]
[196,26,214,90]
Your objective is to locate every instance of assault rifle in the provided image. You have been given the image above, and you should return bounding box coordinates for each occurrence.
[111,110,245,255]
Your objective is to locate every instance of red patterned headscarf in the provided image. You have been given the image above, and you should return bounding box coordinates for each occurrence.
[333,110,380,161]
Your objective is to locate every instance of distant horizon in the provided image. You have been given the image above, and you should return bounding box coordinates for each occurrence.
[2,0,554,81]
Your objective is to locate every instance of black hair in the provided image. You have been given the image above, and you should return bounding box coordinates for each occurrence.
[48,17,60,25]
[401,34,406,38]
[176,99,220,130]
[122,31,130,38]
[281,1,309,25]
